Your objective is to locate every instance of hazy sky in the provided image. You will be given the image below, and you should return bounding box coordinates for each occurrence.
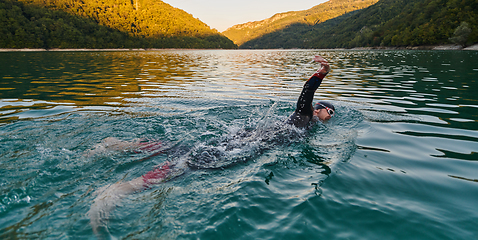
[162,0,328,32]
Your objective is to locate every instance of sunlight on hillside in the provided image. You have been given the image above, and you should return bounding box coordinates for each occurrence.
[223,0,379,46]
[1,0,237,48]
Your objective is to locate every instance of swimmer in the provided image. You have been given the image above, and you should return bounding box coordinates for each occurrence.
[287,55,334,127]
[87,55,334,235]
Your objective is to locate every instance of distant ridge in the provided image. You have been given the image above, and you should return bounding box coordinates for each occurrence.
[0,0,237,49]
[231,0,478,49]
[223,0,379,46]
[299,0,478,49]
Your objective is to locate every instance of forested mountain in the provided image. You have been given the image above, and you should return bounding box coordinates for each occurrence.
[236,0,478,49]
[0,0,237,49]
[223,0,379,46]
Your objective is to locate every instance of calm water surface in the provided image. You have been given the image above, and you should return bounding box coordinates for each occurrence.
[0,50,477,239]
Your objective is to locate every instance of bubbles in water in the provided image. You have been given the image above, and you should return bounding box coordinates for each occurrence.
[0,188,31,213]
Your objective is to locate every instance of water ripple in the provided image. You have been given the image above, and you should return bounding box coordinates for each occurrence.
[1,50,477,239]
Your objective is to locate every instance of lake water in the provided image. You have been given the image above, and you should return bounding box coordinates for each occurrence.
[0,49,477,239]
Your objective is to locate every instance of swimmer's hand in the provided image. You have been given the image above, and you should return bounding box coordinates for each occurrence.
[314,55,326,63]
[314,55,330,75]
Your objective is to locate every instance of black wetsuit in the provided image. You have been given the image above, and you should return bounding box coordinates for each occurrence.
[159,70,329,170]
[287,71,328,128]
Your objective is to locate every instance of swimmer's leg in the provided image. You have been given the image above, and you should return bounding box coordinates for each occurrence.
[88,159,188,236]
[135,140,171,161]
[141,157,189,186]
[83,138,169,158]
[88,175,149,235]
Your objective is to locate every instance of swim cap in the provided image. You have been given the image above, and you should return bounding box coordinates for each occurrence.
[314,101,335,111]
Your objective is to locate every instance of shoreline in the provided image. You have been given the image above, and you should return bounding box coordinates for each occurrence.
[351,44,478,51]
[0,48,150,52]
[0,48,239,52]
[1,44,477,52]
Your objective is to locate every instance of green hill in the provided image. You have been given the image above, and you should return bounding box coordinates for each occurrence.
[223,0,379,46]
[0,0,237,49]
[238,0,478,49]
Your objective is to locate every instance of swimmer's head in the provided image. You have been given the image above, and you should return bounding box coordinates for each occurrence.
[314,101,335,121]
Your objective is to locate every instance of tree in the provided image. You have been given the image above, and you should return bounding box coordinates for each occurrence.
[449,21,472,47]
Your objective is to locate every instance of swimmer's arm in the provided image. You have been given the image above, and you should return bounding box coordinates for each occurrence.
[287,56,330,127]
[297,56,330,113]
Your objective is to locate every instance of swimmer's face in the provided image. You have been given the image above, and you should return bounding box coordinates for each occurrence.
[314,108,332,121]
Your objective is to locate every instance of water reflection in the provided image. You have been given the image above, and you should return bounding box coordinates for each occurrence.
[0,50,302,123]
[1,52,139,99]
